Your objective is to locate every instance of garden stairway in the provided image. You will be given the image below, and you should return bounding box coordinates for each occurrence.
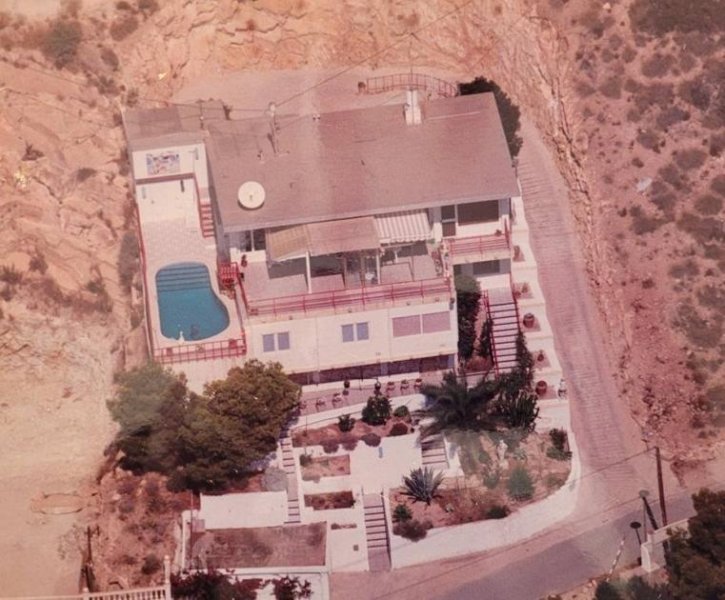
[420,433,448,469]
[280,432,301,525]
[483,288,521,375]
[198,202,215,238]
[363,494,391,572]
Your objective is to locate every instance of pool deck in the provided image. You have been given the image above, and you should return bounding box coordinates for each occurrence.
[140,218,244,353]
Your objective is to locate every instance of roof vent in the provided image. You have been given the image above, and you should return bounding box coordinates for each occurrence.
[237,181,266,210]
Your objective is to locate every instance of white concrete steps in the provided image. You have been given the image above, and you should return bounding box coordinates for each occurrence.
[280,436,296,476]
[363,494,391,572]
[280,431,301,525]
[199,203,215,238]
[421,433,449,469]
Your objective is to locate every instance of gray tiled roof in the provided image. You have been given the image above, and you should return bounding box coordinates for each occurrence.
[206,93,519,232]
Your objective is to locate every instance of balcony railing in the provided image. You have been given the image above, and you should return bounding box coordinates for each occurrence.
[364,73,459,98]
[447,221,511,258]
[154,337,247,365]
[243,277,452,318]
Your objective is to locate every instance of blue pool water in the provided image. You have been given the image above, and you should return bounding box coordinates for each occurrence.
[156,262,230,341]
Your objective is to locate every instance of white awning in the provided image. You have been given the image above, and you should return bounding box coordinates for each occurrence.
[375,210,431,245]
[266,216,380,262]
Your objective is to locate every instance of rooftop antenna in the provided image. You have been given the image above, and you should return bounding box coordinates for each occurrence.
[266,101,279,155]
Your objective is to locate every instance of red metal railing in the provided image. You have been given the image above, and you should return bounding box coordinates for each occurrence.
[364,73,459,98]
[245,277,452,318]
[154,337,247,365]
[481,290,500,378]
[447,228,510,257]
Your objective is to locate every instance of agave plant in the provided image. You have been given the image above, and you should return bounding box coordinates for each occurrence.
[402,467,444,505]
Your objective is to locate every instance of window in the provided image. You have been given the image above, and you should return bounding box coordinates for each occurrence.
[252,229,266,251]
[457,200,500,225]
[356,322,369,340]
[262,332,290,352]
[392,315,422,337]
[342,322,369,342]
[422,312,451,333]
[393,312,451,337]
[472,260,501,276]
[441,205,456,238]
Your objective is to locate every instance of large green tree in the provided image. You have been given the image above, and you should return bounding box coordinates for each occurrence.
[174,361,300,490]
[108,362,187,473]
[667,489,725,600]
[109,360,300,492]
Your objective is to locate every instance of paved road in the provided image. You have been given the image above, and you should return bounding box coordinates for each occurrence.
[331,120,694,599]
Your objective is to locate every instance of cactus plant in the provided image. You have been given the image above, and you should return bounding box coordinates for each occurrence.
[402,467,444,505]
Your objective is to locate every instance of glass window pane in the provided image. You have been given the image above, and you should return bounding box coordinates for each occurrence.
[262,334,275,352]
[457,200,499,225]
[356,322,369,340]
[441,205,456,221]
[342,324,355,342]
[442,221,456,237]
[422,311,451,333]
[472,260,500,276]
[277,332,290,350]
[392,315,421,337]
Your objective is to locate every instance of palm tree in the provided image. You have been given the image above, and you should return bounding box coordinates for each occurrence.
[402,467,444,505]
[420,371,498,433]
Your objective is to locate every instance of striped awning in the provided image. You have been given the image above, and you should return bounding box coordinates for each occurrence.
[266,216,380,262]
[375,210,431,245]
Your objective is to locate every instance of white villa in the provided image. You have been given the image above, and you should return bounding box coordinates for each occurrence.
[123,84,556,389]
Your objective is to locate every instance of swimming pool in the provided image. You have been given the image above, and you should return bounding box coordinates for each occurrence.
[155,262,230,341]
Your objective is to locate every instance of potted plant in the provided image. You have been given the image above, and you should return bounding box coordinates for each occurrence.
[535,380,548,397]
[523,313,536,328]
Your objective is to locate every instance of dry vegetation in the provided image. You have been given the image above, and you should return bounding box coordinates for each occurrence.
[540,0,725,463]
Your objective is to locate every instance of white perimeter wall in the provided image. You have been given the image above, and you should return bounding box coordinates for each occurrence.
[246,301,457,374]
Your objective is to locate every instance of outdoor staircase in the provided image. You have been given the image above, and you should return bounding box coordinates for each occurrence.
[198,202,215,238]
[363,494,391,572]
[420,433,449,469]
[483,288,522,375]
[280,432,301,525]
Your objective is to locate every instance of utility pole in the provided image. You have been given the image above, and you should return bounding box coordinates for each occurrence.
[655,446,669,526]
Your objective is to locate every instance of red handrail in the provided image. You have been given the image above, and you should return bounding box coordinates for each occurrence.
[481,291,500,378]
[155,337,247,365]
[244,276,452,318]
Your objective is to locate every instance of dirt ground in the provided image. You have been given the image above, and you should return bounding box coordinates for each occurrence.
[301,454,351,481]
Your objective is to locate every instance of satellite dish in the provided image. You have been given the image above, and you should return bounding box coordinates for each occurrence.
[237,181,265,210]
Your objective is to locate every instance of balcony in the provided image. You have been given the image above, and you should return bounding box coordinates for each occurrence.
[238,245,451,320]
[447,221,511,263]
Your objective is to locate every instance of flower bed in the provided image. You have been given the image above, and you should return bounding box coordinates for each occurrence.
[292,416,413,448]
[304,491,355,511]
[300,455,350,481]
[390,429,571,530]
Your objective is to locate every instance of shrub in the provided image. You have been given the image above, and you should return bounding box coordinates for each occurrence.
[599,76,622,99]
[340,435,358,451]
[486,504,510,519]
[141,554,162,575]
[118,231,140,292]
[138,0,160,14]
[677,212,724,244]
[629,0,725,36]
[76,167,96,183]
[389,422,409,436]
[392,503,412,523]
[299,453,313,467]
[641,53,674,78]
[494,390,539,431]
[42,19,82,68]
[0,265,22,285]
[710,174,725,196]
[393,518,431,542]
[630,205,664,235]
[695,195,723,215]
[392,405,410,419]
[594,580,623,600]
[100,46,120,70]
[29,253,48,274]
[321,439,339,454]
[110,15,139,41]
[483,467,501,490]
[361,432,381,447]
[269,576,312,600]
[546,446,572,461]
[361,395,391,425]
[549,428,568,452]
[507,465,534,501]
[337,414,355,432]
[674,148,707,171]
[454,274,481,360]
[402,467,444,505]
